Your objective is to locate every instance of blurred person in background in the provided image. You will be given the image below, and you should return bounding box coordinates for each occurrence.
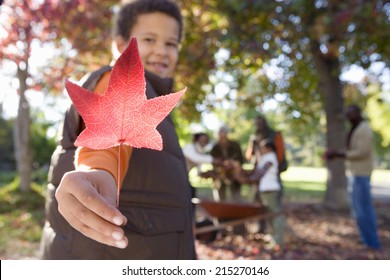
[325,104,381,250]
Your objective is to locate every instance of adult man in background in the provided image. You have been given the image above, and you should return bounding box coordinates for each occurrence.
[210,126,244,201]
[326,104,381,250]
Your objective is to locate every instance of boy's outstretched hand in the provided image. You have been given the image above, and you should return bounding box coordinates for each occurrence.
[55,169,128,249]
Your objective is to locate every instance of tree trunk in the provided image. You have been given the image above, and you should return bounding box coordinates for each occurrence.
[312,44,349,210]
[14,66,32,192]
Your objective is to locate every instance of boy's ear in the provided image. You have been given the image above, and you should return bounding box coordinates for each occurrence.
[112,36,128,59]
[115,36,127,53]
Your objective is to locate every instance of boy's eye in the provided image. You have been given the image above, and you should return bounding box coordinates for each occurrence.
[144,37,155,43]
[166,41,178,48]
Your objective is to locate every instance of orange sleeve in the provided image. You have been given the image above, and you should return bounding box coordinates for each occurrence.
[93,71,111,95]
[274,132,285,163]
[75,145,132,185]
[74,71,133,186]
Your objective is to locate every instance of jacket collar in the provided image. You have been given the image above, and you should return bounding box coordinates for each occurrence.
[145,71,174,96]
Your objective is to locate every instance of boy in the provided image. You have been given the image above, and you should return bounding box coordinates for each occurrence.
[40,0,196,259]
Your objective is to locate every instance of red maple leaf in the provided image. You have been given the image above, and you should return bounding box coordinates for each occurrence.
[65,37,185,204]
[65,37,185,151]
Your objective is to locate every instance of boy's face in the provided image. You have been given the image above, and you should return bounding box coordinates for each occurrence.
[127,12,180,78]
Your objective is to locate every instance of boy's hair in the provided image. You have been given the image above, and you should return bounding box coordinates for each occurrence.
[113,0,183,42]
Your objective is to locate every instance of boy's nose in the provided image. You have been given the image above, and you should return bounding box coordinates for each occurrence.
[154,42,168,55]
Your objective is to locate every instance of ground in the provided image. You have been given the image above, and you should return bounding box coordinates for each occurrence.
[195,201,390,260]
[1,201,389,260]
[1,177,389,260]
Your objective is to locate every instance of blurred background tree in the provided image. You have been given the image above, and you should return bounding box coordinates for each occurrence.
[0,0,114,191]
[202,0,390,209]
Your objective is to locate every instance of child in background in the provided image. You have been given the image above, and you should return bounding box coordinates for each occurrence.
[40,0,196,259]
[182,132,214,174]
[232,138,285,248]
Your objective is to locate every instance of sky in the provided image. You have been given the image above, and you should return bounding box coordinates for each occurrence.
[0,40,71,137]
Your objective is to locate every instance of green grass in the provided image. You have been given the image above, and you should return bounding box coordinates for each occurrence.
[282,180,325,202]
[191,166,390,203]
[281,166,326,203]
[192,180,326,203]
[190,166,328,203]
[281,166,327,183]
[281,166,390,185]
[0,175,46,258]
[0,172,16,188]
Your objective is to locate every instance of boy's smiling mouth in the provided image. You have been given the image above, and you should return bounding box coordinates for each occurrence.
[149,61,167,67]
[147,61,168,73]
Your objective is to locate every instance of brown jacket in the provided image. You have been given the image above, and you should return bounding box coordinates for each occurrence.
[40,68,195,259]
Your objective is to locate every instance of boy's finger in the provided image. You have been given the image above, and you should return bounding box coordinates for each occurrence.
[70,183,125,226]
[57,171,126,226]
[67,209,128,249]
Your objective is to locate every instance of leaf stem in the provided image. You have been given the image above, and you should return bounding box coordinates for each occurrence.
[117,143,121,208]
